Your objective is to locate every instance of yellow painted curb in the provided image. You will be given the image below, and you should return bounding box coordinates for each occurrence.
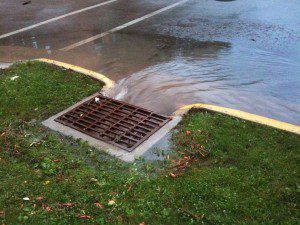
[177,104,300,135]
[36,58,115,89]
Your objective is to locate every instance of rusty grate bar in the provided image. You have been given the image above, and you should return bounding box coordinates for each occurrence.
[55,95,171,152]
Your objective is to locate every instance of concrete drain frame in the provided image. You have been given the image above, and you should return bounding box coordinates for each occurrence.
[55,94,171,152]
[43,93,181,162]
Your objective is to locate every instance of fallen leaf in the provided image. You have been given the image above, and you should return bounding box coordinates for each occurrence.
[36,196,43,201]
[52,159,60,163]
[166,155,170,160]
[78,215,91,219]
[61,202,75,207]
[201,213,206,219]
[94,202,104,209]
[194,214,199,218]
[56,174,62,183]
[108,200,115,205]
[42,203,53,212]
[44,180,50,185]
[45,206,52,212]
[169,173,176,178]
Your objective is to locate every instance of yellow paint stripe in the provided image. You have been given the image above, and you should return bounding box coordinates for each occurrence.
[36,58,115,89]
[178,104,300,135]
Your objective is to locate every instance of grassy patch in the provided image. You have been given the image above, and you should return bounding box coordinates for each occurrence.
[0,62,299,224]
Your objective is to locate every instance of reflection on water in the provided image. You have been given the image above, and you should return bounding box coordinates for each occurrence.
[107,40,300,124]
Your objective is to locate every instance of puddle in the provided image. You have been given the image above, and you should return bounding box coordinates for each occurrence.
[1,0,299,125]
[104,35,300,124]
[1,31,299,125]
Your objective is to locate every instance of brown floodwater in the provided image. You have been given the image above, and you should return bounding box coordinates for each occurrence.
[1,0,299,124]
[105,34,300,124]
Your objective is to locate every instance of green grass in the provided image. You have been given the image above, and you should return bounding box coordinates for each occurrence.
[0,62,299,224]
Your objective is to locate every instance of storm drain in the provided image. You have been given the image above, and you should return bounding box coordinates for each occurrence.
[55,95,171,152]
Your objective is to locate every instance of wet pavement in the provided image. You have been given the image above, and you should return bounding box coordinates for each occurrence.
[1,0,299,124]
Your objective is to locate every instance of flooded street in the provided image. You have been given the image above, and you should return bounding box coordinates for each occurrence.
[1,0,299,124]
[108,37,300,124]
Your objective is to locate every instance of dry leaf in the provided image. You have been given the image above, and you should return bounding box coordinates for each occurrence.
[78,215,91,219]
[56,174,62,183]
[45,206,52,212]
[36,196,43,201]
[94,202,104,209]
[61,203,75,207]
[42,203,52,212]
[44,180,50,185]
[169,173,176,178]
[108,200,115,205]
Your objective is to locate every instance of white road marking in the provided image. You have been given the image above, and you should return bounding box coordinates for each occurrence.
[0,0,117,40]
[60,0,190,51]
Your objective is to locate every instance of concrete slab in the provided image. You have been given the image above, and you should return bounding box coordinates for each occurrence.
[0,62,12,69]
[42,93,182,162]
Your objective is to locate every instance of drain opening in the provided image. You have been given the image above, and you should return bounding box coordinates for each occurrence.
[55,95,171,152]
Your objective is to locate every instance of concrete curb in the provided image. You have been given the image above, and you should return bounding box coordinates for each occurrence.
[36,58,115,89]
[173,104,300,135]
[6,58,299,160]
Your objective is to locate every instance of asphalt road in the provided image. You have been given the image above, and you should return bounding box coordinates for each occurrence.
[1,0,299,124]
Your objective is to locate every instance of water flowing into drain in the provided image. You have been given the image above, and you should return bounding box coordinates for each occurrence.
[105,45,300,124]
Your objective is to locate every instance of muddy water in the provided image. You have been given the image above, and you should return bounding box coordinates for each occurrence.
[105,35,300,124]
[1,0,299,124]
[103,0,300,124]
[1,33,299,125]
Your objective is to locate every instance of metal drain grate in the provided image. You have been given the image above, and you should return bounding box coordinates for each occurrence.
[55,95,171,152]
